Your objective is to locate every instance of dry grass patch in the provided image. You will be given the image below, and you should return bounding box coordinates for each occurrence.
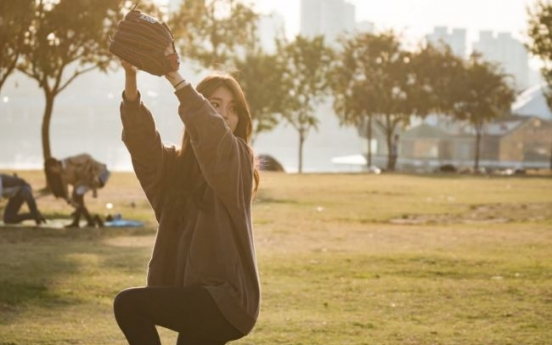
[0,171,551,344]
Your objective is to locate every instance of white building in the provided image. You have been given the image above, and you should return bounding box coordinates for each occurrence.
[426,26,467,58]
[356,20,375,34]
[300,0,356,45]
[256,13,286,54]
[473,31,530,91]
[511,83,552,120]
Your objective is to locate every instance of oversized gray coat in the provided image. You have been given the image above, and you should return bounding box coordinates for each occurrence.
[119,85,260,335]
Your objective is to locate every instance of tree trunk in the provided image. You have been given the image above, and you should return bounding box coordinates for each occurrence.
[379,114,396,171]
[474,129,481,171]
[41,92,55,189]
[42,92,54,161]
[298,130,304,174]
[549,140,552,170]
[386,151,393,170]
[366,114,372,168]
[386,132,393,171]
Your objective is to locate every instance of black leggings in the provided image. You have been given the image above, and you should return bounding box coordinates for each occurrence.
[113,285,242,345]
[71,192,92,224]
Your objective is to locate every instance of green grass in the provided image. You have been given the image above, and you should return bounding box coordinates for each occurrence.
[0,171,551,344]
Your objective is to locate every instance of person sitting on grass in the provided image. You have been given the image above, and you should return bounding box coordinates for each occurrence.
[0,173,46,226]
[44,154,109,228]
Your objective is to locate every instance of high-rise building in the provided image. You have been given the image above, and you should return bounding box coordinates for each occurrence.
[473,31,530,91]
[300,0,356,45]
[356,20,374,34]
[426,26,467,58]
[256,13,286,54]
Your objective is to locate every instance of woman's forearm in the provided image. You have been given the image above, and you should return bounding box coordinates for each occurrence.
[125,72,139,101]
[165,71,189,91]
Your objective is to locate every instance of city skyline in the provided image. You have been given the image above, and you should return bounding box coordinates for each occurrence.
[1,0,547,172]
[252,0,532,41]
[160,0,540,66]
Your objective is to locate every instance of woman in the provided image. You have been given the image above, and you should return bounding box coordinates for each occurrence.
[44,154,109,228]
[113,56,261,345]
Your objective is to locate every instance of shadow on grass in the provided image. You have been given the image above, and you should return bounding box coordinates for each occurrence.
[0,281,56,306]
[0,226,156,324]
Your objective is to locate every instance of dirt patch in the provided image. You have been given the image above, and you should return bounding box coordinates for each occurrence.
[389,203,552,225]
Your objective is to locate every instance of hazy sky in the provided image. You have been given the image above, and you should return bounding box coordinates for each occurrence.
[251,0,534,42]
[158,0,540,64]
[160,0,534,41]
[251,0,541,66]
[250,0,535,41]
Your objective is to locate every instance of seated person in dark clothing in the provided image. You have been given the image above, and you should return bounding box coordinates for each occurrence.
[0,173,46,225]
[44,154,109,228]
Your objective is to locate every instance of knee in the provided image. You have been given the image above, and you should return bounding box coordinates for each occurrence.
[113,288,140,316]
[3,213,16,224]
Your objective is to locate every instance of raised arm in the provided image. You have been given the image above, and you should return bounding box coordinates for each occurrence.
[119,61,174,217]
[121,60,139,101]
[173,83,254,210]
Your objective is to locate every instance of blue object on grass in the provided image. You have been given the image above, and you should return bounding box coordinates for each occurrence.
[105,219,144,227]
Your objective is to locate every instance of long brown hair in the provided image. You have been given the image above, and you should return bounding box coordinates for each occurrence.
[177,72,260,195]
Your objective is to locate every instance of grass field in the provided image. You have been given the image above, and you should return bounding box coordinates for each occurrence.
[0,171,551,345]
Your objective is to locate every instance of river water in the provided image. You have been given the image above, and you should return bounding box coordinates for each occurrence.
[0,70,367,173]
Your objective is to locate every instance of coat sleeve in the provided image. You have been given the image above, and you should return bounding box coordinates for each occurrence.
[175,85,253,211]
[119,91,176,220]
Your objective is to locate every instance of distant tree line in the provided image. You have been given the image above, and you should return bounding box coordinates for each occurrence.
[1,0,550,173]
[527,0,552,170]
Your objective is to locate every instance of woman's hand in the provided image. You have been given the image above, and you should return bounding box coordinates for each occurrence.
[163,44,188,90]
[121,59,138,76]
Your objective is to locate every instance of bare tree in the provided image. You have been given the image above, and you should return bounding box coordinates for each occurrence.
[330,31,413,171]
[277,35,334,173]
[526,0,552,169]
[0,0,34,91]
[450,54,516,170]
[233,45,287,141]
[169,0,259,69]
[17,0,151,161]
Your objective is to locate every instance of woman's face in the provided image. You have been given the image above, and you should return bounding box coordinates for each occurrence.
[208,86,239,133]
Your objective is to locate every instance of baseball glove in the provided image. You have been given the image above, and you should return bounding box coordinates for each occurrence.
[109,8,180,76]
